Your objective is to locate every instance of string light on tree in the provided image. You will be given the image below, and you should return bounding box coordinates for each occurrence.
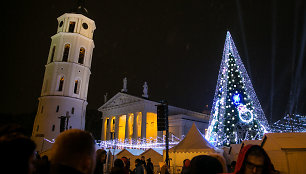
[205,31,269,147]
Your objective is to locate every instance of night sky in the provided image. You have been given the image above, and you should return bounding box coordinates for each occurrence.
[3,0,305,124]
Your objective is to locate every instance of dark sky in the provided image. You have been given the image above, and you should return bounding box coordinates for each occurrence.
[3,0,305,124]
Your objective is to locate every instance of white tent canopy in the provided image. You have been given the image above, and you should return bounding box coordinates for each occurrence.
[165,123,216,174]
[169,123,215,152]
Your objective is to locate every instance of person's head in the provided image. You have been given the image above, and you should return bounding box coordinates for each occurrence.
[231,161,237,168]
[209,153,227,173]
[0,133,36,174]
[190,155,223,174]
[231,161,237,172]
[114,159,124,168]
[183,159,191,168]
[42,155,49,161]
[141,156,145,161]
[96,149,107,163]
[50,129,96,174]
[147,158,151,162]
[235,145,272,174]
[121,157,128,166]
[135,159,141,166]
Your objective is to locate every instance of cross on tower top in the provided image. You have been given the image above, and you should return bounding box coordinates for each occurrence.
[71,0,88,15]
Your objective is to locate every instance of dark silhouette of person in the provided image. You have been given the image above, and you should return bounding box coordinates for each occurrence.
[134,159,144,174]
[110,159,125,174]
[0,132,36,174]
[146,158,154,174]
[230,161,237,173]
[36,155,51,174]
[94,149,107,174]
[49,129,96,174]
[190,155,223,174]
[140,156,147,171]
[181,159,191,174]
[121,156,131,174]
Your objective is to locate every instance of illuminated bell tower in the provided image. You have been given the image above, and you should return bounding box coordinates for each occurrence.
[32,1,96,152]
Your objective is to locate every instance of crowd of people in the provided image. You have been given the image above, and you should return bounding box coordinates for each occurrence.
[0,125,280,174]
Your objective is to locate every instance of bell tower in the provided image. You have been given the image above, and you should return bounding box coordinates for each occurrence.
[32,1,96,152]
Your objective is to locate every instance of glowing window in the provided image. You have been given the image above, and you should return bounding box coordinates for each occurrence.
[78,47,85,64]
[62,44,70,62]
[58,77,64,91]
[69,21,75,32]
[74,80,79,94]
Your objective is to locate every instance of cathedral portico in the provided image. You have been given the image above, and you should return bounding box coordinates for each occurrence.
[98,92,210,143]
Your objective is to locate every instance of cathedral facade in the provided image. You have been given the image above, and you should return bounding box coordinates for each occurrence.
[99,92,210,142]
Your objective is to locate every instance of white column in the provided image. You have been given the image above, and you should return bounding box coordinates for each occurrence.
[125,114,130,140]
[101,117,107,141]
[141,112,147,141]
[133,112,138,140]
[115,115,120,140]
[106,117,111,140]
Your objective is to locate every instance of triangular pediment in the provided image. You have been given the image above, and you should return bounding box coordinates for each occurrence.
[98,92,144,110]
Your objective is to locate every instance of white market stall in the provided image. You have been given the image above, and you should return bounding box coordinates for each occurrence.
[164,123,216,174]
[140,148,163,173]
[262,132,306,174]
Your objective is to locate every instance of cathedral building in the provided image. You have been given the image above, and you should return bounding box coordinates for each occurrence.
[99,81,210,143]
[32,3,95,152]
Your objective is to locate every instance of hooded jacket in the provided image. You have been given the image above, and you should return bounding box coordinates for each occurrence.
[233,144,275,174]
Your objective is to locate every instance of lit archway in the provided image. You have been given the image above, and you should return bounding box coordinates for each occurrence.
[128,114,134,140]
[146,112,157,142]
[118,115,126,142]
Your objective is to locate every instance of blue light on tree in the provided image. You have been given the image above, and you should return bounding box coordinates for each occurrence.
[205,31,269,147]
[233,94,241,105]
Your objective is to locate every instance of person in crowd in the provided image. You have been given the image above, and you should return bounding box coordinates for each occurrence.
[134,159,144,174]
[181,159,191,174]
[36,155,51,174]
[209,153,228,173]
[110,159,125,174]
[0,127,36,174]
[160,162,169,174]
[230,161,237,173]
[49,129,96,174]
[121,157,131,174]
[146,158,154,174]
[94,149,107,174]
[190,155,223,174]
[140,156,147,172]
[234,145,275,174]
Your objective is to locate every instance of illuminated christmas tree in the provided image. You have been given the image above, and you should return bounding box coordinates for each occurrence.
[205,31,270,147]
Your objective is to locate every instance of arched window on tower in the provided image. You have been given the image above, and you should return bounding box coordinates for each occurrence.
[74,80,80,94]
[58,77,64,91]
[69,21,76,32]
[50,46,56,62]
[78,47,85,64]
[62,44,70,62]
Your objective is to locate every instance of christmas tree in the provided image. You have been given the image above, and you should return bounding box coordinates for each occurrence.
[205,31,270,147]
